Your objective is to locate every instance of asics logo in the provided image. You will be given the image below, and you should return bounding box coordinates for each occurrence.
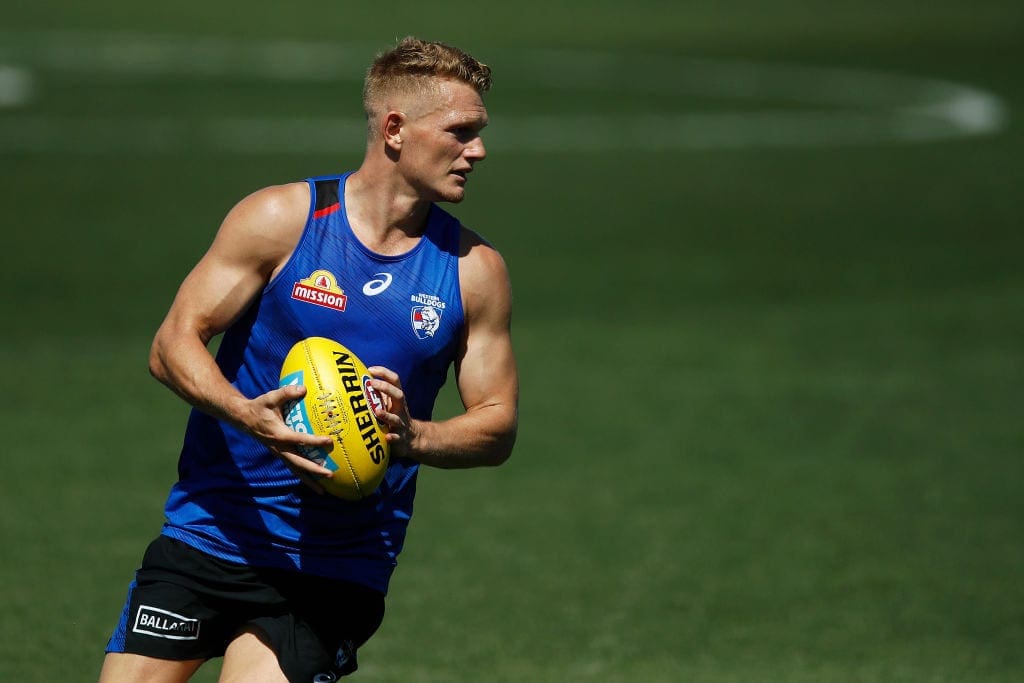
[362,272,393,296]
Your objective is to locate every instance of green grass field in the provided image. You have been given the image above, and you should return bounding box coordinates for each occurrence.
[2,2,1022,681]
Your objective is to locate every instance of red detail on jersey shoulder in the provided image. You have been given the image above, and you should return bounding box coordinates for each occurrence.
[313,203,341,219]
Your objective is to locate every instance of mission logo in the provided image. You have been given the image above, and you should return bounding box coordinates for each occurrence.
[292,269,348,312]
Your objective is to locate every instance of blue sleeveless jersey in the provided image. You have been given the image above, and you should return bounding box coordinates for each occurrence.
[162,172,465,593]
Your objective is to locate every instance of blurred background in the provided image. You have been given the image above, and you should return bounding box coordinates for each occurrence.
[2,2,1022,681]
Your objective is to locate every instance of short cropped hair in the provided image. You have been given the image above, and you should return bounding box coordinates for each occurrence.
[362,37,492,134]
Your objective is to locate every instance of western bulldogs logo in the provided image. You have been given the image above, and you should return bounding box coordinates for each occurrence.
[410,292,446,339]
[411,305,441,339]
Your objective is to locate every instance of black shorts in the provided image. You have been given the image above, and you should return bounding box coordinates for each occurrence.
[106,535,385,682]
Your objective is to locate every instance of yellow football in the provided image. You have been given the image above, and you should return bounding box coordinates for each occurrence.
[279,337,390,500]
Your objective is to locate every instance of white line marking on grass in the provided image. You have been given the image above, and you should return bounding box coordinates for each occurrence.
[0,30,1008,154]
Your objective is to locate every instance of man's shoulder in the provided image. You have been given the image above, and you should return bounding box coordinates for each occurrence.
[214,182,313,270]
[457,223,493,255]
[457,224,510,299]
[238,181,311,219]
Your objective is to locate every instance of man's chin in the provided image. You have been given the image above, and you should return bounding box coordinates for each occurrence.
[437,187,467,204]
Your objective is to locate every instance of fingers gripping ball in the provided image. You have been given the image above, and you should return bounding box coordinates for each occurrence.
[279,337,390,499]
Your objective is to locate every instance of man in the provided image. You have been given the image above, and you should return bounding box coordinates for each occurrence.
[100,36,517,682]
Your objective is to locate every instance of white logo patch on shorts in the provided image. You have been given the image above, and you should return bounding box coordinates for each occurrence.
[133,605,201,640]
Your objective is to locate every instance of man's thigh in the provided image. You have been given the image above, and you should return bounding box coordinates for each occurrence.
[98,652,205,683]
[219,629,289,683]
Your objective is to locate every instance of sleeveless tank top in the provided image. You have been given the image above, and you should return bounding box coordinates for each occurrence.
[161,172,465,593]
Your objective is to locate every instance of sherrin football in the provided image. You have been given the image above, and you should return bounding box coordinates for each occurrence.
[279,337,389,500]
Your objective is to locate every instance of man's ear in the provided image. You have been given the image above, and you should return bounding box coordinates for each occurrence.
[384,111,404,150]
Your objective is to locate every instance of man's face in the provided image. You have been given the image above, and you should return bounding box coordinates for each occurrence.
[398,80,489,203]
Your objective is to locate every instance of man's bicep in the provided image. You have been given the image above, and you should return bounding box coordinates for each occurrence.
[167,247,269,342]
[457,324,518,412]
[455,247,518,414]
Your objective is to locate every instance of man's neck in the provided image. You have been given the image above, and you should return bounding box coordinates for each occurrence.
[344,166,431,256]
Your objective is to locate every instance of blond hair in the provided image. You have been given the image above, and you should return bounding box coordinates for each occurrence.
[363,37,492,135]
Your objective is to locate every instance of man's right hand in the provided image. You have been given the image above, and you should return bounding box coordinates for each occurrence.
[242,383,337,494]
